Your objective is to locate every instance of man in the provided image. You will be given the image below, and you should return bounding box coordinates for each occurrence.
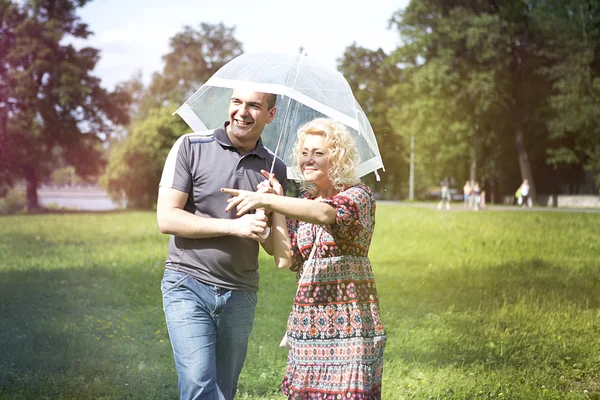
[157,89,287,400]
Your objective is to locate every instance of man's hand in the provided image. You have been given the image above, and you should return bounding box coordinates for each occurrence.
[232,213,269,242]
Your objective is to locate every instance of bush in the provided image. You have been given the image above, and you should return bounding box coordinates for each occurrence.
[101,104,189,209]
[0,185,26,214]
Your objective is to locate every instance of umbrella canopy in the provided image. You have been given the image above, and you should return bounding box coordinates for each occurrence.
[174,52,384,180]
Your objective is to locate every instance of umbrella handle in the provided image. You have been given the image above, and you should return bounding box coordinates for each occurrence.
[256,209,271,239]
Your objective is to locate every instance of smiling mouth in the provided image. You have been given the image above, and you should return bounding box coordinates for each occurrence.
[235,119,253,127]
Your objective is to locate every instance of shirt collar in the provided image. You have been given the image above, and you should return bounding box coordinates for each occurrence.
[215,122,269,159]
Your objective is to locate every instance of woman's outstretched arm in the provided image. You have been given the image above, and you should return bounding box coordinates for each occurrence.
[222,189,336,226]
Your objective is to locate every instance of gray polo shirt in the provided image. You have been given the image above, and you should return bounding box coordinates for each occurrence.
[159,123,288,291]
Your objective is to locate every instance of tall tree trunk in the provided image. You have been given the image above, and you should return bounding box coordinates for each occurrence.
[0,112,14,196]
[470,139,477,185]
[490,178,496,205]
[510,20,537,204]
[23,165,39,212]
[0,112,7,171]
[514,119,535,198]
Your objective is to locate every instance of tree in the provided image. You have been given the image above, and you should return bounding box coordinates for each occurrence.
[0,0,130,211]
[102,23,243,207]
[51,166,76,186]
[101,105,188,209]
[536,0,600,190]
[138,22,243,119]
[386,0,568,201]
[486,0,542,202]
[388,1,516,198]
[339,44,406,199]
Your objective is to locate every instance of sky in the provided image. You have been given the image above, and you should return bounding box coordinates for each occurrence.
[74,0,410,91]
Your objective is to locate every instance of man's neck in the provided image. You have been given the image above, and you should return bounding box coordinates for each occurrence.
[230,137,256,155]
[224,122,258,155]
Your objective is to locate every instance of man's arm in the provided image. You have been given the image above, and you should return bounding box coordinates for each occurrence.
[156,186,269,241]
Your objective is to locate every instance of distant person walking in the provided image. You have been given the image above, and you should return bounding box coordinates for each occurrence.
[437,183,451,210]
[463,181,472,208]
[473,182,481,211]
[519,179,532,208]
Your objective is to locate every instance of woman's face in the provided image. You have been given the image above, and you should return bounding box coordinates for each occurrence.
[300,134,331,187]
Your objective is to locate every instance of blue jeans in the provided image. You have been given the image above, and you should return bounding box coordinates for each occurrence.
[161,269,257,400]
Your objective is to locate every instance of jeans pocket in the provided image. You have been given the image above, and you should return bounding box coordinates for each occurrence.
[241,290,258,307]
[161,270,190,297]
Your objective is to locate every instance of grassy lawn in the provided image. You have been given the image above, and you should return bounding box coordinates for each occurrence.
[1,206,599,399]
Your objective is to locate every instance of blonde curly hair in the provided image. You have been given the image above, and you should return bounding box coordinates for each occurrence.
[292,118,360,195]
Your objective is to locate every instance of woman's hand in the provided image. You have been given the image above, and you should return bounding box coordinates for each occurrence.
[221,188,265,216]
[259,170,284,196]
[222,170,283,216]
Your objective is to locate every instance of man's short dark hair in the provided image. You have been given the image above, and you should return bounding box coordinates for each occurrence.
[267,93,277,110]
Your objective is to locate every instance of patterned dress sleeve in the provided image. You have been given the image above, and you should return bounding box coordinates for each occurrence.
[286,216,304,272]
[320,184,373,241]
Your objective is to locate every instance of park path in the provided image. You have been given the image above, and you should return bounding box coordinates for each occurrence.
[378,201,600,213]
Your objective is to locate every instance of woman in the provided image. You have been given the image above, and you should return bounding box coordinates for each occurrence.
[463,181,472,208]
[473,182,481,211]
[519,179,532,208]
[221,118,386,399]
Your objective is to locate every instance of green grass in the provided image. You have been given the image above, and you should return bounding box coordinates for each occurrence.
[1,206,599,399]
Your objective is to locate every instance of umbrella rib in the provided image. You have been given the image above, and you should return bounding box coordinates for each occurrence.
[268,53,303,176]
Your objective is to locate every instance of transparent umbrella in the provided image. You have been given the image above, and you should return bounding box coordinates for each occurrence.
[174,52,384,180]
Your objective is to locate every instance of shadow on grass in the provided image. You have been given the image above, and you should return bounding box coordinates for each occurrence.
[377,257,600,316]
[0,265,177,399]
[0,208,134,217]
[0,257,295,399]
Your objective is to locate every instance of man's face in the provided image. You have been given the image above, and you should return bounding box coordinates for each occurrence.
[226,89,276,151]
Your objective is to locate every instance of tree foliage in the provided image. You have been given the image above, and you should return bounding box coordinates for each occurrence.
[536,0,600,188]
[101,105,188,209]
[381,0,600,200]
[138,22,243,119]
[0,0,130,210]
[387,1,516,197]
[339,44,406,199]
[101,22,243,207]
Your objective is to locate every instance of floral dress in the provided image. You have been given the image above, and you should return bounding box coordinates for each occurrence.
[282,183,386,399]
